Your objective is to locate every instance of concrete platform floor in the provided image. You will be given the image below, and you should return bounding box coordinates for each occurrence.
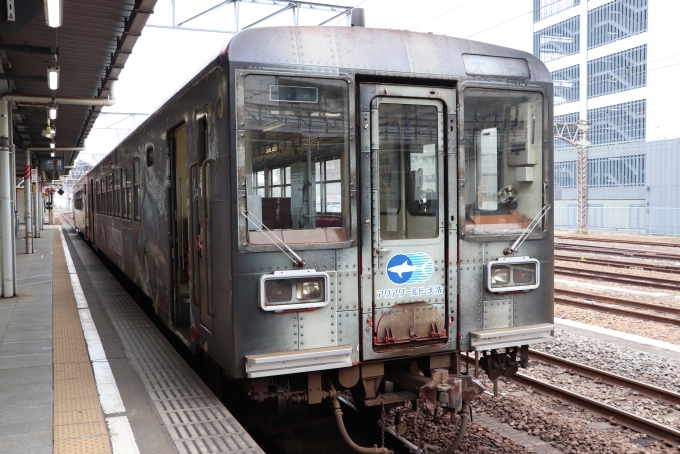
[0,227,54,454]
[0,223,262,454]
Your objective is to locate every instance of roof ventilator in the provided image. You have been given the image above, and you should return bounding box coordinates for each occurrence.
[350,8,365,27]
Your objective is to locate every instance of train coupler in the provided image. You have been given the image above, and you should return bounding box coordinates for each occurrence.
[384,369,484,415]
[481,347,526,380]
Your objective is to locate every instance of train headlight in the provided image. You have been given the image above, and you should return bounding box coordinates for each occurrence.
[297,279,323,301]
[259,270,330,311]
[491,267,510,286]
[487,257,540,293]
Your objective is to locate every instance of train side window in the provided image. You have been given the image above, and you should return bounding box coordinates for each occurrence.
[127,166,132,219]
[113,171,117,217]
[119,169,124,218]
[107,176,111,215]
[122,167,129,219]
[133,159,140,221]
[146,146,154,167]
[103,177,107,215]
[115,169,122,217]
[106,174,114,216]
[242,75,349,244]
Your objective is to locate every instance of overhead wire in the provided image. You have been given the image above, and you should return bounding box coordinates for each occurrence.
[407,0,478,31]
[465,0,566,38]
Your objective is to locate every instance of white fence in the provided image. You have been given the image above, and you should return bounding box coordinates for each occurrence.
[554,205,680,236]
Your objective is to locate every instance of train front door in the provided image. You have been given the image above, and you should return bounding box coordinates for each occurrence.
[360,84,456,349]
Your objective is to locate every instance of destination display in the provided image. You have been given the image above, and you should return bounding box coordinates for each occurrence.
[39,157,64,171]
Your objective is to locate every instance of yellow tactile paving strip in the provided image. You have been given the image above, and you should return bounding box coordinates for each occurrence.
[52,229,113,454]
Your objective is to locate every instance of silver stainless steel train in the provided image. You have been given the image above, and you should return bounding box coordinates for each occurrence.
[74,20,554,451]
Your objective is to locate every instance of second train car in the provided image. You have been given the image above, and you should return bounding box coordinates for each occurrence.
[74,21,555,451]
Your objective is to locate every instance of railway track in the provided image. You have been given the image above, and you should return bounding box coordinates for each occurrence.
[555,242,680,262]
[555,289,680,325]
[61,212,75,229]
[555,254,680,274]
[514,349,680,446]
[557,235,680,248]
[554,265,680,291]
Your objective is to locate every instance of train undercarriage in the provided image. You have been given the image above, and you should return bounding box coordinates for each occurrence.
[241,348,527,453]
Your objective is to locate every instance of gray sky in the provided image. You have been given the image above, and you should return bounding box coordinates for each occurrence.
[79,0,533,164]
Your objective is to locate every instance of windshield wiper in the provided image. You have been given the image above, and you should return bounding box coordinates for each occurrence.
[503,204,551,256]
[240,210,306,268]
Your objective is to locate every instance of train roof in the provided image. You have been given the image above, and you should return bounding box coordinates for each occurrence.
[228,26,551,83]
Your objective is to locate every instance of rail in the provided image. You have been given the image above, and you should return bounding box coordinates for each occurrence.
[554,265,680,291]
[556,235,680,248]
[61,212,76,230]
[555,254,680,274]
[516,350,680,446]
[528,349,680,407]
[555,243,680,262]
[555,291,680,326]
[512,371,680,447]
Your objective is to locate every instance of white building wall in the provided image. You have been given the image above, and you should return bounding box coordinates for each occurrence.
[536,0,680,234]
[645,0,680,141]
[539,0,680,139]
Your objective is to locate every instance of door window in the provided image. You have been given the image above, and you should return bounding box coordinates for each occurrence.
[378,103,439,240]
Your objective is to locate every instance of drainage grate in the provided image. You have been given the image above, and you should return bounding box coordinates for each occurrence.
[65,232,263,454]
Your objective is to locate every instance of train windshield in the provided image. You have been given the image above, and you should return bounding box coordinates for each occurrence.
[463,89,544,236]
[244,75,348,244]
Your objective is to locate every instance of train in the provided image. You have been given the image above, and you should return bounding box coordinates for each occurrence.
[73,17,555,452]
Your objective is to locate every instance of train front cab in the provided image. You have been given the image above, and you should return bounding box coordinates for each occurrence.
[219,28,555,447]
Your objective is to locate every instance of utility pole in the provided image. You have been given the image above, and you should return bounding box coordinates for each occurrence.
[554,119,591,234]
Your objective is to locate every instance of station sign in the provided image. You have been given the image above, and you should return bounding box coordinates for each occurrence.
[31,169,37,183]
[39,157,64,172]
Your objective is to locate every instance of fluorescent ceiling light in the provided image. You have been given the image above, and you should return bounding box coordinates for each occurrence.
[44,0,62,28]
[49,104,57,120]
[50,141,55,149]
[47,66,59,90]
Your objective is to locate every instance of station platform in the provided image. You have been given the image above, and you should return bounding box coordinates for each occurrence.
[0,225,263,454]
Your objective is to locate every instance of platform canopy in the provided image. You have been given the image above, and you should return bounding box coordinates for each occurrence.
[0,0,157,180]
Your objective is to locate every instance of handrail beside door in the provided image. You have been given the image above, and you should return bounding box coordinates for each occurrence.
[201,158,215,316]
[187,162,199,307]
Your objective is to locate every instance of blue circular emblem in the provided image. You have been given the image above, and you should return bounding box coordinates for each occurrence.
[386,254,413,284]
